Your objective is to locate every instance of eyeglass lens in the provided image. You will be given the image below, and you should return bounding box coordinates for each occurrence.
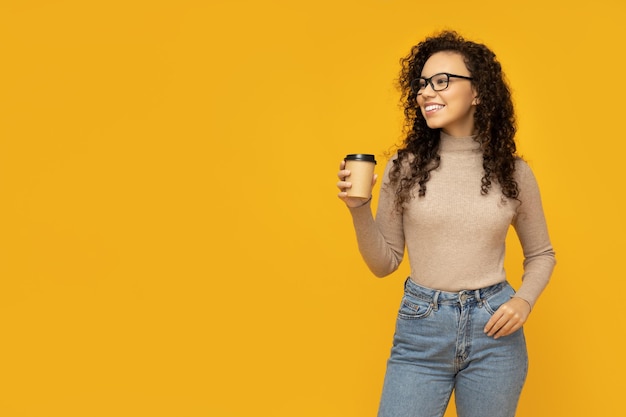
[416,74,449,92]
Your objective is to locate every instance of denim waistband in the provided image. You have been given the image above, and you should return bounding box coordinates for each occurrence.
[404,277,507,307]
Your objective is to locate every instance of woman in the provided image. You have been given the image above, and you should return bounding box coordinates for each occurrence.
[336,31,556,417]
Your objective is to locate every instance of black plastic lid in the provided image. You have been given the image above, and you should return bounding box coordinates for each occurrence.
[344,154,376,164]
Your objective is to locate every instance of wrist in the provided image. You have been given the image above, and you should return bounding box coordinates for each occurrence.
[353,196,372,208]
[512,296,532,311]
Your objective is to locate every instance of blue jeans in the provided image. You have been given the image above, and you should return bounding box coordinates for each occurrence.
[377,278,528,417]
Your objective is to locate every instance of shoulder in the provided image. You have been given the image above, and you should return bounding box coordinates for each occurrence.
[513,157,542,199]
[382,151,409,172]
[387,151,416,168]
[514,158,537,183]
[381,151,414,184]
[381,153,398,181]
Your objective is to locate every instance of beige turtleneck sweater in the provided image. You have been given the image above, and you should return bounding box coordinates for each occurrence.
[349,132,555,307]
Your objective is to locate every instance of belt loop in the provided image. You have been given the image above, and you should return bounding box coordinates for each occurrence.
[474,289,483,307]
[432,291,440,311]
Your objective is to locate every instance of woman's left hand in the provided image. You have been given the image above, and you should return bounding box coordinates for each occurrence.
[484,297,531,339]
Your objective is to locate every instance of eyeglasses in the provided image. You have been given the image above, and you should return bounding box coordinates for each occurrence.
[411,72,473,94]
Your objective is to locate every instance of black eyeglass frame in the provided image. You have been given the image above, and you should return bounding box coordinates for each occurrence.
[411,72,474,94]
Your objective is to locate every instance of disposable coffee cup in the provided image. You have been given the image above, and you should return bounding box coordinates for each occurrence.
[344,154,377,199]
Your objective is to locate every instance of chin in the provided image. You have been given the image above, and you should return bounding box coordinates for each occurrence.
[425,120,443,130]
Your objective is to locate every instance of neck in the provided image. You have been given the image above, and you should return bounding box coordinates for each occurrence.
[441,128,476,139]
[439,131,480,152]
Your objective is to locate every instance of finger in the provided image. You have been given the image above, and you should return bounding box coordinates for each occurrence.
[337,169,351,180]
[484,311,503,334]
[485,314,508,337]
[493,320,522,339]
[485,306,516,336]
[491,318,516,338]
[493,315,524,339]
[488,309,525,339]
[336,180,352,191]
[484,298,530,338]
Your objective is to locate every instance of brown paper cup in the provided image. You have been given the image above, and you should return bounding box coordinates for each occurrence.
[344,154,376,199]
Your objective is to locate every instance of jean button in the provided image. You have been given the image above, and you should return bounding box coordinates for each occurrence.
[459,293,468,303]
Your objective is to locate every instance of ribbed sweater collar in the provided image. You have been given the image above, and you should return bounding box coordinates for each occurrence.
[439,131,481,153]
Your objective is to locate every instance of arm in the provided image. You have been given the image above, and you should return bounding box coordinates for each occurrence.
[337,158,405,277]
[510,160,556,307]
[484,160,556,338]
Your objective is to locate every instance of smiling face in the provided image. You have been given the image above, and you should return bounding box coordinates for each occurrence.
[417,51,478,137]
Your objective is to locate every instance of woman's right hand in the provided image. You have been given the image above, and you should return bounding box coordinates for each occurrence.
[336,160,378,208]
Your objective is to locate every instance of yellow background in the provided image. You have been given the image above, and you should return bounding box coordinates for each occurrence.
[0,0,623,416]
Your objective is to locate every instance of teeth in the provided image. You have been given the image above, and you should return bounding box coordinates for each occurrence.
[425,105,444,112]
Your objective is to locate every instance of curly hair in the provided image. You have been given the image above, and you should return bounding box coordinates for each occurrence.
[389,30,519,210]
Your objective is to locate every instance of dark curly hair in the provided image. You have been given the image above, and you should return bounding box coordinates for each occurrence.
[389,30,519,210]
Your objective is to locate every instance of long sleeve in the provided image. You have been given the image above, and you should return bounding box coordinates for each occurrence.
[344,134,555,303]
[511,160,556,307]
[348,158,405,277]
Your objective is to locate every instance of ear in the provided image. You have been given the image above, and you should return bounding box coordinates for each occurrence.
[472,93,480,105]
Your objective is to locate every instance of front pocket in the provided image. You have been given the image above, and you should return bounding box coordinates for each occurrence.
[397,295,433,320]
[483,284,516,315]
